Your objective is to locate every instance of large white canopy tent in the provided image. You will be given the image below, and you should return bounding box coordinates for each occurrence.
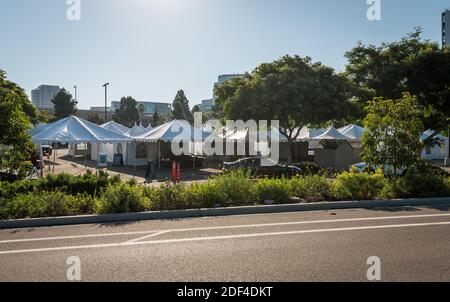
[338,124,365,141]
[124,122,147,138]
[31,116,130,170]
[312,126,351,141]
[132,120,210,168]
[100,121,130,134]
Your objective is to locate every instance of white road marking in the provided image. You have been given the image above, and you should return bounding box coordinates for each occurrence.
[0,221,449,255]
[124,231,170,243]
[1,213,450,244]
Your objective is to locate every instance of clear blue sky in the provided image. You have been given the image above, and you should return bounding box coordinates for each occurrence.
[1,0,449,109]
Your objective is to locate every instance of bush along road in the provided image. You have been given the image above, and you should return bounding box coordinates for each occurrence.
[1,167,450,220]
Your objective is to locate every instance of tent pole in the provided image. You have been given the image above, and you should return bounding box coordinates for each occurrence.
[52,143,56,174]
[134,141,137,176]
[84,144,87,169]
[158,140,161,170]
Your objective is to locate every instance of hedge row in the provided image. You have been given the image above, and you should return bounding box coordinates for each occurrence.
[1,168,449,220]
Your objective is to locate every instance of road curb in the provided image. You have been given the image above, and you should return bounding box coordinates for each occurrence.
[1,197,450,229]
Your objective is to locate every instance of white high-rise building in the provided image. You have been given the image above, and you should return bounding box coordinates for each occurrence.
[31,85,61,110]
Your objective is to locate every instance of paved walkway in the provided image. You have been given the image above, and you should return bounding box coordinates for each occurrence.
[40,149,221,187]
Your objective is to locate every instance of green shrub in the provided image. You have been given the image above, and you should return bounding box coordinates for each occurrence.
[210,170,256,206]
[382,167,450,199]
[295,162,321,175]
[331,169,386,200]
[97,183,149,214]
[289,175,331,200]
[253,178,291,204]
[145,183,189,211]
[0,191,97,220]
[185,181,226,208]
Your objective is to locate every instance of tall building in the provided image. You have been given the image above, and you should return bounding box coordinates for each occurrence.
[199,99,214,112]
[443,9,450,48]
[111,101,172,117]
[31,85,61,110]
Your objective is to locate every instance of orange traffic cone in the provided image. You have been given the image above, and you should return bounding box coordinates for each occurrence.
[171,161,177,182]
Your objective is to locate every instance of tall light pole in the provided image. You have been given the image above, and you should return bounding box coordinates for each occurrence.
[103,83,110,122]
[73,85,78,104]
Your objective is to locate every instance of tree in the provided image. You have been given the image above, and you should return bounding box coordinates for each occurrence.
[152,109,165,127]
[0,69,38,125]
[362,93,424,175]
[345,28,450,131]
[192,105,201,114]
[138,103,145,124]
[37,110,55,124]
[0,71,35,177]
[86,112,104,125]
[215,55,356,163]
[112,96,140,128]
[52,88,77,119]
[172,90,194,124]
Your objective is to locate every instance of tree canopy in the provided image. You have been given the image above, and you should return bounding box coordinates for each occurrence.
[362,93,424,175]
[345,28,450,131]
[112,96,140,128]
[0,70,38,126]
[86,112,104,125]
[0,70,35,177]
[172,90,194,124]
[51,88,78,120]
[215,55,356,163]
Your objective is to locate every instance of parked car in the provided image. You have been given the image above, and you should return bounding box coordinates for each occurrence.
[351,162,407,176]
[223,157,302,177]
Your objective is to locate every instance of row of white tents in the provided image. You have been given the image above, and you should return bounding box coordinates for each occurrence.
[29,116,448,169]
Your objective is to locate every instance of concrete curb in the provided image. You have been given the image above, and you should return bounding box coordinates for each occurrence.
[1,197,450,229]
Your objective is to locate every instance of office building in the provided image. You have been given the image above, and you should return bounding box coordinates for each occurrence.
[31,85,61,110]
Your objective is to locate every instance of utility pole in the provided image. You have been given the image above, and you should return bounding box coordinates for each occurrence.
[103,83,110,122]
[73,85,78,104]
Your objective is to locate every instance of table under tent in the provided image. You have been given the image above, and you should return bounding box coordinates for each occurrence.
[30,116,131,171]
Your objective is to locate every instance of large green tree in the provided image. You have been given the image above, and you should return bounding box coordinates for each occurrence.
[215,55,356,163]
[112,97,140,128]
[52,88,77,119]
[86,112,104,125]
[345,28,450,132]
[0,70,35,177]
[172,90,194,124]
[362,93,424,175]
[0,70,38,125]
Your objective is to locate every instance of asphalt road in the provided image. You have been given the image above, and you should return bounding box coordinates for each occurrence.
[1,204,450,282]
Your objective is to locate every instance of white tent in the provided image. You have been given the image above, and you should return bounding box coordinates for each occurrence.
[135,120,204,142]
[100,121,130,134]
[297,126,326,140]
[124,123,147,138]
[338,124,365,140]
[312,126,350,140]
[30,116,130,170]
[31,116,130,144]
[420,129,449,160]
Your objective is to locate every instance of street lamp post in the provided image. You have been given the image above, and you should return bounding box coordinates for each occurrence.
[73,85,78,104]
[103,83,110,122]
